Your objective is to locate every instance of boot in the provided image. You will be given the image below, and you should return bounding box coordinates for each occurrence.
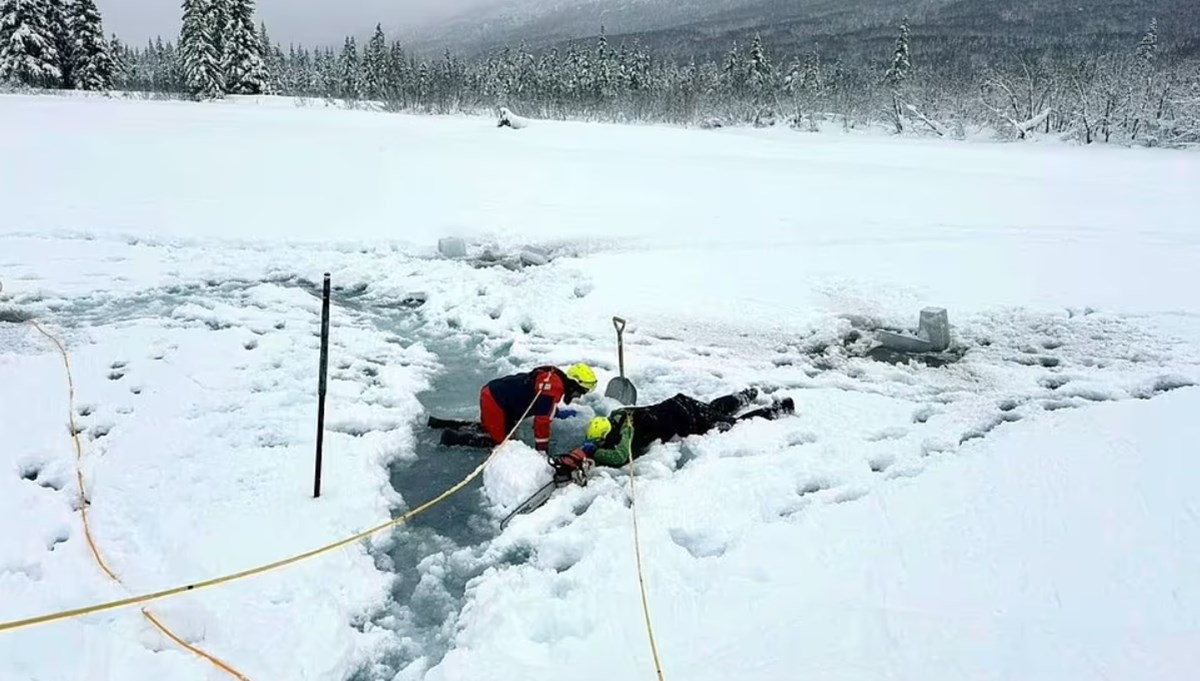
[440,429,494,449]
[737,397,795,423]
[708,388,760,416]
[428,416,478,430]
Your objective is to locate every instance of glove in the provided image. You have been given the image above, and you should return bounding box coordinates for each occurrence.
[554,449,595,486]
[554,409,578,420]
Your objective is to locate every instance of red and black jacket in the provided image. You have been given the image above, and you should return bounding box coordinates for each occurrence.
[485,366,583,451]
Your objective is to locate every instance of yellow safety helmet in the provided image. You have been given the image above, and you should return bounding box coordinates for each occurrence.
[586,416,612,442]
[566,363,598,392]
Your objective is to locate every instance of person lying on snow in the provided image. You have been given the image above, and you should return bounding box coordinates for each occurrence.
[429,363,598,452]
[552,388,795,485]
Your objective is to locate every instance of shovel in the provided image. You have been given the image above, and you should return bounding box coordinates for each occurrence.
[604,316,638,405]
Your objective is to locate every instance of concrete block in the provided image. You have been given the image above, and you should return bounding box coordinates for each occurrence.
[919,307,951,352]
[519,246,550,267]
[878,330,935,354]
[438,237,467,259]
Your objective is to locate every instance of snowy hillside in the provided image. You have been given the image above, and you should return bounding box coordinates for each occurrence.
[2,92,1199,681]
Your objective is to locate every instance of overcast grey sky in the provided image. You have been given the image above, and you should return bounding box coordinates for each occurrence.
[94,0,499,47]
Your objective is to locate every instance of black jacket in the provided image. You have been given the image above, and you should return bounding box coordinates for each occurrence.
[605,394,720,458]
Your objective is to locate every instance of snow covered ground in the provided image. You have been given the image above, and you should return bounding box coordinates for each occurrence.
[2,92,1199,681]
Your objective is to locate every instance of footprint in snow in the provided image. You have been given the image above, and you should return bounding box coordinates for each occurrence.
[785,431,818,447]
[89,423,113,440]
[46,526,70,551]
[912,405,938,424]
[668,527,728,559]
[797,477,833,497]
[831,487,869,504]
[19,462,66,491]
[868,455,894,473]
[886,464,924,480]
[1039,375,1071,390]
[866,427,907,442]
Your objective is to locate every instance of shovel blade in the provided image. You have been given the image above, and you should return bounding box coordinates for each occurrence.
[605,377,638,405]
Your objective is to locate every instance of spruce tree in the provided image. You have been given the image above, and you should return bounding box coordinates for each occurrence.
[0,0,61,86]
[222,0,265,94]
[45,0,71,85]
[205,0,226,62]
[67,0,111,90]
[180,0,223,98]
[387,40,406,101]
[1136,18,1158,67]
[747,34,771,87]
[884,17,912,133]
[107,32,124,86]
[258,22,281,93]
[884,17,911,88]
[339,35,357,99]
[362,23,385,99]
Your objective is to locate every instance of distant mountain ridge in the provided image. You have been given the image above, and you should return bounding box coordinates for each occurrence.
[400,0,1199,66]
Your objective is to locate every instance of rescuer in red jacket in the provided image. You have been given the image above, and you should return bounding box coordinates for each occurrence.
[429,363,598,452]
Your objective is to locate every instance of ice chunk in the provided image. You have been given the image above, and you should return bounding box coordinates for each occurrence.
[919,307,951,352]
[878,330,935,353]
[519,246,550,267]
[438,237,467,259]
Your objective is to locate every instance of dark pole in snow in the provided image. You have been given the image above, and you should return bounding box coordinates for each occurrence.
[314,273,331,498]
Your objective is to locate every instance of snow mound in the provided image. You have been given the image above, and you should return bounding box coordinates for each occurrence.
[482,442,554,515]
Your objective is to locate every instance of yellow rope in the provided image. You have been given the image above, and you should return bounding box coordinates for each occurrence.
[26,321,252,680]
[625,431,666,681]
[1,329,540,636]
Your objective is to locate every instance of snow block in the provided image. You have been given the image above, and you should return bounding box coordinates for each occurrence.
[438,237,467,259]
[919,307,951,352]
[878,330,935,354]
[519,246,550,267]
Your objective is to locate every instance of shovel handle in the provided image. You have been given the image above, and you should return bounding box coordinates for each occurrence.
[613,317,627,377]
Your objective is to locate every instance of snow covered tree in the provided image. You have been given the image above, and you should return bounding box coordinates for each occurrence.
[1136,18,1158,67]
[745,33,775,122]
[885,17,911,88]
[339,36,357,99]
[222,0,265,94]
[1130,18,1166,143]
[205,0,226,62]
[747,34,771,89]
[884,17,912,132]
[0,0,61,87]
[44,0,71,85]
[257,21,281,93]
[67,0,112,90]
[107,32,124,85]
[180,0,223,98]
[361,23,386,99]
[387,39,407,103]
